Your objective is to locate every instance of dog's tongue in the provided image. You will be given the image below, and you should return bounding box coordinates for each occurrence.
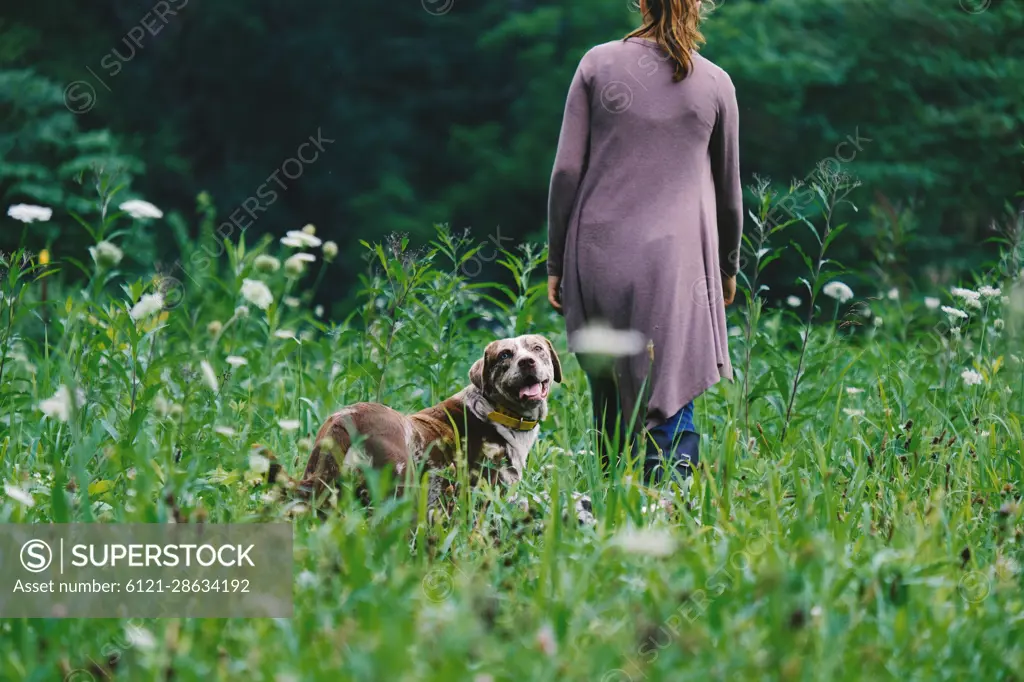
[519,383,544,400]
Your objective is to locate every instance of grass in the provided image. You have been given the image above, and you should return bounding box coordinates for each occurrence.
[1,180,1023,681]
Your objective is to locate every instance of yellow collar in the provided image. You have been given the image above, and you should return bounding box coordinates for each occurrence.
[487,406,540,431]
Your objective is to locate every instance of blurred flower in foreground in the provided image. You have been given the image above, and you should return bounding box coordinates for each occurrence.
[994,319,1004,331]
[90,241,123,269]
[823,281,854,303]
[281,230,322,249]
[3,483,34,507]
[241,278,274,310]
[786,296,801,307]
[569,322,645,357]
[200,360,219,392]
[254,255,281,273]
[301,224,316,235]
[924,297,941,310]
[7,204,52,223]
[961,369,984,386]
[130,293,164,321]
[38,385,85,422]
[886,288,899,301]
[322,241,338,261]
[119,199,163,220]
[610,527,677,557]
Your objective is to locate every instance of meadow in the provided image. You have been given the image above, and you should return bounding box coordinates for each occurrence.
[2,176,1023,681]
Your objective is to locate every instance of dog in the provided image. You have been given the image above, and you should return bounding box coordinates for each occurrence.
[295,334,561,504]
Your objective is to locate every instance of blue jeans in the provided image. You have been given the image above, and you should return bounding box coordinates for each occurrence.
[587,372,700,483]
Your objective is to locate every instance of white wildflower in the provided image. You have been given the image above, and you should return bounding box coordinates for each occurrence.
[119,199,163,220]
[873,316,883,327]
[296,570,319,590]
[951,327,962,339]
[234,305,249,318]
[994,319,1005,331]
[254,255,281,273]
[207,320,223,336]
[283,296,301,308]
[274,329,297,340]
[129,293,164,321]
[214,425,236,437]
[822,281,854,303]
[7,204,52,223]
[845,387,864,395]
[124,625,157,651]
[226,355,248,367]
[38,385,84,422]
[314,305,324,318]
[979,285,1001,298]
[961,369,984,386]
[284,254,313,276]
[924,297,941,310]
[611,527,677,557]
[728,326,742,337]
[965,297,983,310]
[941,306,968,321]
[322,241,338,261]
[886,288,899,301]
[842,408,865,417]
[278,419,301,431]
[4,483,35,507]
[281,230,322,248]
[952,287,982,309]
[241,278,274,310]
[569,323,646,357]
[535,623,558,658]
[90,241,124,269]
[301,224,316,235]
[200,360,219,392]
[248,453,270,473]
[786,296,801,307]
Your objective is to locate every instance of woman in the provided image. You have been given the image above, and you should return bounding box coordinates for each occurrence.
[546,0,743,484]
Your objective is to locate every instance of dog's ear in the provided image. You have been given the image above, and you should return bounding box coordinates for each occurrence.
[469,358,485,390]
[542,337,563,383]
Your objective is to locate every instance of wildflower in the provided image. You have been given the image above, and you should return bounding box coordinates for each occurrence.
[994,319,1005,331]
[124,625,157,651]
[961,369,984,386]
[278,419,301,431]
[941,306,968,321]
[611,527,677,556]
[924,297,941,310]
[7,204,52,223]
[535,623,558,658]
[842,408,865,417]
[845,387,864,395]
[38,385,84,422]
[322,241,339,261]
[952,287,982,309]
[4,483,35,507]
[214,426,236,437]
[200,360,219,392]
[569,323,646,357]
[886,288,899,301]
[822,281,854,303]
[274,329,297,340]
[965,297,983,310]
[314,305,324,318]
[284,254,312,276]
[873,317,883,327]
[728,326,742,337]
[248,452,270,473]
[254,255,281,273]
[786,296,801,307]
[296,570,319,590]
[207,320,223,336]
[281,230,322,249]
[119,199,163,220]
[301,224,316,235]
[979,285,1001,298]
[284,296,300,308]
[130,293,164,321]
[234,305,249,318]
[153,394,171,417]
[89,241,123,269]
[226,356,248,367]
[241,278,274,310]
[951,327,962,340]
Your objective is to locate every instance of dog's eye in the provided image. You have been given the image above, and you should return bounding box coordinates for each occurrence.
[533,345,544,353]
[498,350,514,362]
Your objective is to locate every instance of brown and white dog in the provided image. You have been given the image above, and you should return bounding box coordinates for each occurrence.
[297,334,561,502]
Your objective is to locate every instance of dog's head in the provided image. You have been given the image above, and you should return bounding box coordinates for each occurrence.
[469,334,562,419]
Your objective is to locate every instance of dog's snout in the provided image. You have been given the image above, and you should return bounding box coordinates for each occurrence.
[518,356,537,370]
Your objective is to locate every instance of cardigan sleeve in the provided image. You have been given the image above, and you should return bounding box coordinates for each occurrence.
[710,72,744,278]
[546,59,592,277]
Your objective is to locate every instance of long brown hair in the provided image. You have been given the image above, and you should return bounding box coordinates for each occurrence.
[626,0,708,82]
